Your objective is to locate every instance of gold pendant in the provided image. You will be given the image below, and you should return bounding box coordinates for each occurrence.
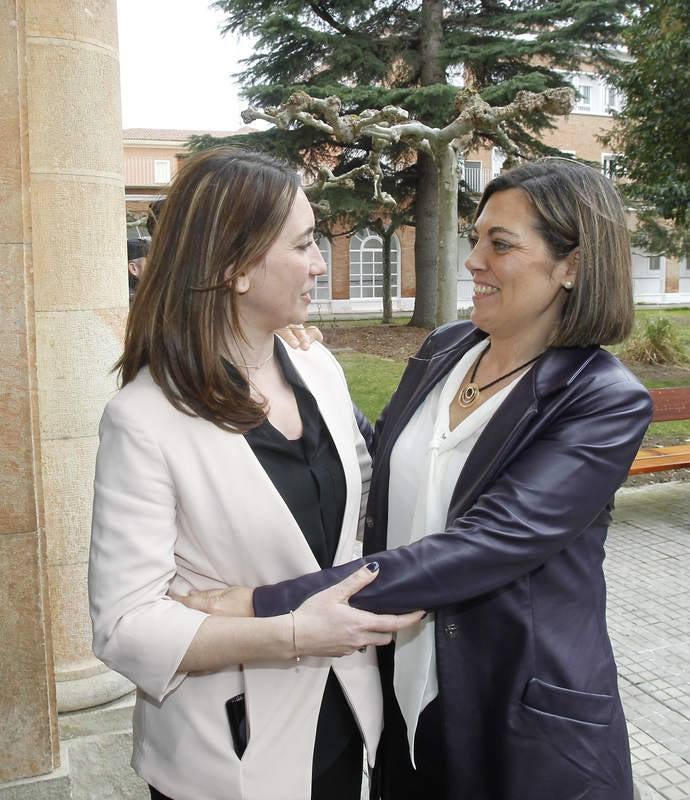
[458,382,480,408]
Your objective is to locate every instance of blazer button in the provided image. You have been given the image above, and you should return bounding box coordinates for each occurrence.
[365,515,375,529]
[444,623,458,640]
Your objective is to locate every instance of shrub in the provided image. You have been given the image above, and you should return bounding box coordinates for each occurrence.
[619,316,688,365]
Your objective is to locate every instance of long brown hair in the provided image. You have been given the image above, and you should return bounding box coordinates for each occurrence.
[475,159,635,347]
[117,147,300,431]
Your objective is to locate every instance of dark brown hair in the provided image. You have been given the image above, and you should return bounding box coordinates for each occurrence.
[117,146,300,431]
[475,159,635,347]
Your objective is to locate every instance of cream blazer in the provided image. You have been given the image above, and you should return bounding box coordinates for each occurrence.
[88,342,380,800]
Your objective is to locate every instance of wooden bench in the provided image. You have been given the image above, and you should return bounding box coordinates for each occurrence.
[629,387,690,475]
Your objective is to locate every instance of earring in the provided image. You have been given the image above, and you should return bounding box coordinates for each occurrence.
[563,280,574,290]
[233,274,250,294]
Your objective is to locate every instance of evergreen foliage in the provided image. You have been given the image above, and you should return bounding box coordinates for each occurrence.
[208,0,632,326]
[604,0,690,257]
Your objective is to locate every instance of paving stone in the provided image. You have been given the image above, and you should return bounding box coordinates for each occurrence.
[608,483,690,800]
[659,787,688,800]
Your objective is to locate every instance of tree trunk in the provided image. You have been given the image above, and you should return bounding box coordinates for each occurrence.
[381,228,393,324]
[436,145,459,326]
[420,0,444,84]
[410,152,439,329]
[410,0,445,329]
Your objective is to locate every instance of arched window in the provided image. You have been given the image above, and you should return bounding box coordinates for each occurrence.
[313,237,331,301]
[348,228,400,299]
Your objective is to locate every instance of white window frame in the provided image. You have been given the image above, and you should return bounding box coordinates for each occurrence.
[576,83,593,113]
[348,228,401,300]
[605,85,620,113]
[313,237,331,301]
[561,70,622,116]
[647,255,663,273]
[491,147,506,179]
[601,152,622,180]
[460,159,484,193]
[153,159,171,184]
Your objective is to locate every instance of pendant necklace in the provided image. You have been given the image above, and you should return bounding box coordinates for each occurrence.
[458,344,543,408]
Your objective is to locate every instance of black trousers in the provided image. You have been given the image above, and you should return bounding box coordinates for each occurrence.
[374,696,447,800]
[149,673,363,800]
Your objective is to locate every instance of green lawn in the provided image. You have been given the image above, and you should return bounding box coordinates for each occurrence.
[635,307,690,350]
[645,420,690,444]
[625,309,690,443]
[336,352,406,422]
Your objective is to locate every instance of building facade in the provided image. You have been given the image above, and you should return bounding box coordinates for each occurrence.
[123,76,689,316]
[123,127,254,233]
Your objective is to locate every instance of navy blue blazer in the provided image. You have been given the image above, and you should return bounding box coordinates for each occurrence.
[254,322,652,800]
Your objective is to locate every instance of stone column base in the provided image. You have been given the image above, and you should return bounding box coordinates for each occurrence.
[0,752,71,800]
[0,694,147,800]
[56,667,134,714]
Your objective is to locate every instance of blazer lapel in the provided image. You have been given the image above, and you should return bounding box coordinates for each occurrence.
[448,369,539,517]
[282,342,363,567]
[377,327,488,467]
[448,345,601,517]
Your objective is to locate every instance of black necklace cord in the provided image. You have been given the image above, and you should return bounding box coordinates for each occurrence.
[458,343,545,409]
[469,344,543,393]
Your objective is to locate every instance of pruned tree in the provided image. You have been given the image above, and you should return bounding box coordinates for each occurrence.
[243,86,573,325]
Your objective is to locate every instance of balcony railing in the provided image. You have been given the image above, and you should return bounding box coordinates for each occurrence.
[461,163,491,194]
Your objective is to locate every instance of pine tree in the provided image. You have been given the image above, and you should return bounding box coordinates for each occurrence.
[212,0,631,327]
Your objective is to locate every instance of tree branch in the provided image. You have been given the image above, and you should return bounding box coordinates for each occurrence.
[307,1,353,35]
[242,85,574,208]
[437,87,574,153]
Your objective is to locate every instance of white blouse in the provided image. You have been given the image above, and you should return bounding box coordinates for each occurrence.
[387,339,529,762]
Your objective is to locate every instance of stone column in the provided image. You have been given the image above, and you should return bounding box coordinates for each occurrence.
[0,2,59,781]
[24,0,131,712]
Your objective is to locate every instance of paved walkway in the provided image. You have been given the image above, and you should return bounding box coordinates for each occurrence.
[606,481,690,800]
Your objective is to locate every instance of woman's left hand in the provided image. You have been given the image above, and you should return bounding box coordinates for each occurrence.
[275,324,323,350]
[170,586,255,617]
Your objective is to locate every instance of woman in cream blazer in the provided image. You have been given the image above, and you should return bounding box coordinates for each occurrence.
[89,147,420,800]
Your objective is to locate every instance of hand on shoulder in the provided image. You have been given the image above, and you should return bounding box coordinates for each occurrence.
[275,324,323,351]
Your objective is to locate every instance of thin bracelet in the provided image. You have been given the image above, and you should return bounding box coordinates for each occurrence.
[289,610,301,663]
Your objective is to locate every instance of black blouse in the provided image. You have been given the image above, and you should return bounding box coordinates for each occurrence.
[226,341,362,787]
[242,342,346,568]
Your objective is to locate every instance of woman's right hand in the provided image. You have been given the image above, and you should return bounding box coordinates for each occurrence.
[275,324,323,350]
[292,564,424,658]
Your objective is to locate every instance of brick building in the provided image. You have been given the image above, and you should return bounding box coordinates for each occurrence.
[123,127,254,232]
[123,79,690,315]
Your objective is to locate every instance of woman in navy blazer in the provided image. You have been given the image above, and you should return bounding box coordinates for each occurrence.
[184,160,652,800]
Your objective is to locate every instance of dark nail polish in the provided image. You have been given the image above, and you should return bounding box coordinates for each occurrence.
[366,561,380,573]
